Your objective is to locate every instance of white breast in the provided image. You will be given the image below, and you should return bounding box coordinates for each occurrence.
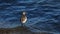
[22,17,27,23]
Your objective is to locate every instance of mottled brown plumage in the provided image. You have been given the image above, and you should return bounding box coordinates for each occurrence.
[21,12,27,23]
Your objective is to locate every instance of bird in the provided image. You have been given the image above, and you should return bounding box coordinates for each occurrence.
[20,11,28,30]
[21,11,27,25]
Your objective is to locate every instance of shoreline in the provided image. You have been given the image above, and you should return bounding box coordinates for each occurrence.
[0,26,34,34]
[0,26,55,34]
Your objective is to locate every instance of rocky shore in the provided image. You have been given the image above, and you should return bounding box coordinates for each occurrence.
[0,26,53,34]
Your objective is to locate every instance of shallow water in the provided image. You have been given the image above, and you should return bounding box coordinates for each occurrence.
[0,0,60,34]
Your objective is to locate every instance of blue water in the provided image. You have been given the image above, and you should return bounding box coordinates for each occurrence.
[0,0,60,34]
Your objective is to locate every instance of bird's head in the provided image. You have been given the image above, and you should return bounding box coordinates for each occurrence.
[22,11,26,15]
